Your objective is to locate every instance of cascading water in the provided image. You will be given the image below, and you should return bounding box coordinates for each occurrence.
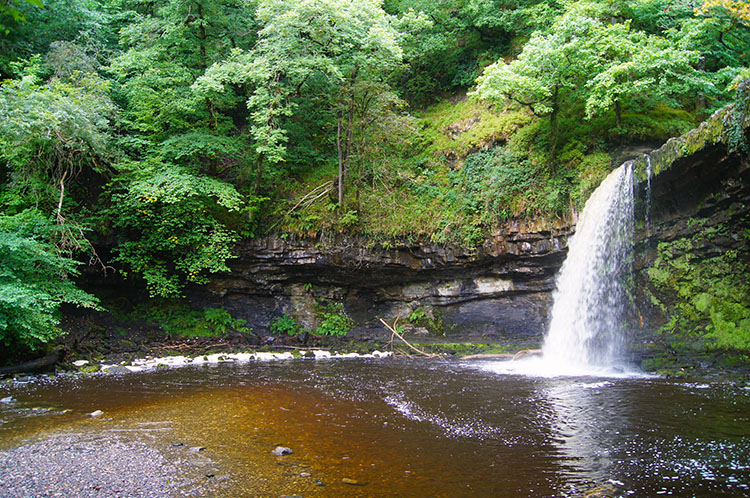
[541,162,635,370]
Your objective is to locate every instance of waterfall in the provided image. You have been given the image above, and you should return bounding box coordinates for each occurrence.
[542,162,635,369]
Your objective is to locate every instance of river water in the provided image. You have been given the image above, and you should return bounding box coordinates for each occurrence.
[1,358,749,497]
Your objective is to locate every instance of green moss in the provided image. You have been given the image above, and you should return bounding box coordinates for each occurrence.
[647,221,750,352]
[416,97,532,160]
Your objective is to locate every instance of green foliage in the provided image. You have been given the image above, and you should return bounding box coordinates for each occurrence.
[648,223,750,350]
[724,78,750,154]
[315,306,355,336]
[110,162,245,297]
[0,0,747,313]
[416,97,531,160]
[0,63,114,209]
[137,301,251,338]
[270,313,302,336]
[408,306,444,335]
[0,210,98,354]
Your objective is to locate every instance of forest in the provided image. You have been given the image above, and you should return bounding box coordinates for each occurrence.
[0,0,748,358]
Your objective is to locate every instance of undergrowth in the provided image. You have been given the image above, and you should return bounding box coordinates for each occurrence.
[262,95,699,249]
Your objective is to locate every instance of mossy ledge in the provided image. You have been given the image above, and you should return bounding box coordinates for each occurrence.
[632,101,749,184]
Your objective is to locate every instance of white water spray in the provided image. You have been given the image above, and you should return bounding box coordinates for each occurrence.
[541,162,635,370]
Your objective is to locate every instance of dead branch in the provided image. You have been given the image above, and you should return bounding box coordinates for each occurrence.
[378,317,440,358]
[285,180,334,217]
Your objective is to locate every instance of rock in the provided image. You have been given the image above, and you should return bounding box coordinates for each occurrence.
[72,360,89,367]
[272,446,293,456]
[89,410,104,418]
[102,365,129,374]
[341,478,361,485]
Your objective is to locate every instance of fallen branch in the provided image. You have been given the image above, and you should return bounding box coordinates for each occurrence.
[378,317,440,358]
[0,351,60,376]
[511,348,542,361]
[285,180,334,217]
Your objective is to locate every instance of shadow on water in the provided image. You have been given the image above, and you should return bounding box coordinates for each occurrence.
[1,358,749,496]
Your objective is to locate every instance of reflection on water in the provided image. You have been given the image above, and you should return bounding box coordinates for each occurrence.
[1,358,749,497]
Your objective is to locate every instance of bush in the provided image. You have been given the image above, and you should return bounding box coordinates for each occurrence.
[270,314,302,336]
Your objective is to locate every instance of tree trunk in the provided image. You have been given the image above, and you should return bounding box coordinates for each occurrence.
[0,351,60,376]
[615,99,622,128]
[337,111,344,205]
[549,86,559,153]
[254,154,264,194]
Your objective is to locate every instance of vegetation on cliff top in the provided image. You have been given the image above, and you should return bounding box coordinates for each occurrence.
[0,0,748,354]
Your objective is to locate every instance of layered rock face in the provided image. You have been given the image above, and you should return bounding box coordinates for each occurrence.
[631,122,750,343]
[205,220,573,340]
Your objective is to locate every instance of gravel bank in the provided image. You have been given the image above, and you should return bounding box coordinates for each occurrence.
[0,432,225,497]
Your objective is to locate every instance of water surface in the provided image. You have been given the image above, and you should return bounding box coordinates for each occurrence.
[1,358,749,496]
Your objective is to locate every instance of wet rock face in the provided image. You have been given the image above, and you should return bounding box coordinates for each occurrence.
[205,220,573,340]
[631,133,750,348]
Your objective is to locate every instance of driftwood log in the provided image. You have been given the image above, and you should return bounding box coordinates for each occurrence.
[0,351,60,376]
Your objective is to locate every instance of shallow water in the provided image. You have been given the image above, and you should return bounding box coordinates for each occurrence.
[1,358,749,497]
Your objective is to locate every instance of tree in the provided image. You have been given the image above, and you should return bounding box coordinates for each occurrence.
[107,0,258,296]
[109,161,246,297]
[584,23,708,126]
[0,54,115,255]
[0,209,98,357]
[195,0,404,203]
[474,9,603,149]
[0,0,42,35]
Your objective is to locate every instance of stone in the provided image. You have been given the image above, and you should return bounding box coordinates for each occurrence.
[89,410,104,418]
[272,446,293,456]
[102,365,129,374]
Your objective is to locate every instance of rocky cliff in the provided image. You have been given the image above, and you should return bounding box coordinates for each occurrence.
[629,102,750,364]
[203,218,573,341]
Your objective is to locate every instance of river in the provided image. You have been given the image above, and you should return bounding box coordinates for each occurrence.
[1,358,749,497]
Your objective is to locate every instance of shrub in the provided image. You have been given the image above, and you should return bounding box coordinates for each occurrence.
[270,314,302,336]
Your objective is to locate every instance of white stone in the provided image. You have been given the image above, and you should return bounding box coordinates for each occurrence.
[72,360,89,367]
